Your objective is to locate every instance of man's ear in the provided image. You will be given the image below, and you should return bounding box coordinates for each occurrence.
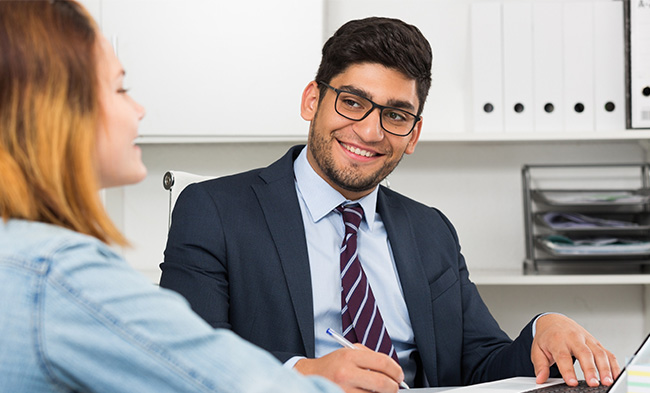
[300,81,320,121]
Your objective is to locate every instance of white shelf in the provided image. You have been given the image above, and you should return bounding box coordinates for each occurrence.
[471,268,650,285]
[134,130,650,145]
[421,130,650,142]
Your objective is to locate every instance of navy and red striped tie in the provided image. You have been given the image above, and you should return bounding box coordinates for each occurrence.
[337,204,398,362]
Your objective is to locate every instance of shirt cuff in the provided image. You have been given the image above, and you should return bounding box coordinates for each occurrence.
[284,355,305,369]
[532,312,564,337]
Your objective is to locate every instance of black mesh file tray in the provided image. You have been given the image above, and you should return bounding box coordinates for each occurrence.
[522,163,650,274]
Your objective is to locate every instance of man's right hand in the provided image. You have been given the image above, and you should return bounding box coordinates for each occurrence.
[294,345,404,393]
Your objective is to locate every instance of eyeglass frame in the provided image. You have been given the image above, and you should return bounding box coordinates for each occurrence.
[317,81,421,137]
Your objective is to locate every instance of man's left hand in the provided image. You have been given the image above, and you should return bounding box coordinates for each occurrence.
[531,313,621,387]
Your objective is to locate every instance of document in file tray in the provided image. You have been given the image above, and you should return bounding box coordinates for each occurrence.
[542,191,649,205]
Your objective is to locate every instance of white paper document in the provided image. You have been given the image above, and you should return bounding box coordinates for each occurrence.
[409,377,564,392]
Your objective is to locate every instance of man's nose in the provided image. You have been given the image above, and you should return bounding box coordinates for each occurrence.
[352,108,384,142]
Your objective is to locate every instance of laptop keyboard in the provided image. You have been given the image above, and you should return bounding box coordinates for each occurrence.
[522,380,610,393]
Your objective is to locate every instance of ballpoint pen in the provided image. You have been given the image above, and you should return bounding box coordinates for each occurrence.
[326,328,410,390]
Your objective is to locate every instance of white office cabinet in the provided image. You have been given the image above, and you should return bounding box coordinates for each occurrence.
[100,0,323,138]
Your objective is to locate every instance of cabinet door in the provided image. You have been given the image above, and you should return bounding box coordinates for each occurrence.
[101,0,323,138]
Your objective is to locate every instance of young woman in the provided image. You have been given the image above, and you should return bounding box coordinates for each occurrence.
[0,2,341,392]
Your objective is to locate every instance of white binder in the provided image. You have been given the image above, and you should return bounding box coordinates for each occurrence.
[471,2,503,133]
[593,1,626,132]
[532,2,564,133]
[629,0,650,128]
[563,2,594,132]
[502,2,533,133]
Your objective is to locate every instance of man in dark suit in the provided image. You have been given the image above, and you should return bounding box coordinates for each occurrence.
[160,17,619,393]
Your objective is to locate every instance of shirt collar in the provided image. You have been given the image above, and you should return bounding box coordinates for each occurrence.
[294,147,379,228]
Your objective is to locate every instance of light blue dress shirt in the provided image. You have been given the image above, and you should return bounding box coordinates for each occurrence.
[289,148,418,385]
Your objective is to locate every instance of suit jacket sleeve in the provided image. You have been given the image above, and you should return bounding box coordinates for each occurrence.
[160,183,231,330]
[434,209,560,384]
[159,182,307,364]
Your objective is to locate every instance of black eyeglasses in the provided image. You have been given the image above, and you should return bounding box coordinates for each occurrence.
[318,82,420,137]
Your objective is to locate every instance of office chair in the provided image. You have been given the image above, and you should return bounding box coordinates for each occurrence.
[163,170,216,229]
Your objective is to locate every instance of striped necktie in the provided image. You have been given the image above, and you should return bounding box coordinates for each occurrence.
[337,204,398,362]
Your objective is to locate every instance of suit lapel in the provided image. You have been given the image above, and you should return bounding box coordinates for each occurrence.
[378,188,438,386]
[252,146,316,357]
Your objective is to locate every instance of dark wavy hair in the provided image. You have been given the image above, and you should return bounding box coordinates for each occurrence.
[315,17,433,115]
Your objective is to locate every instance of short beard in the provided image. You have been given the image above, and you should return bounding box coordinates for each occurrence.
[307,118,402,194]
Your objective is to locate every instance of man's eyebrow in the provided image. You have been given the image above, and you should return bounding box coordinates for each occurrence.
[337,84,416,112]
[386,99,416,112]
[338,84,371,99]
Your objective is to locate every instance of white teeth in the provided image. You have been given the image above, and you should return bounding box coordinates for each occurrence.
[344,144,374,157]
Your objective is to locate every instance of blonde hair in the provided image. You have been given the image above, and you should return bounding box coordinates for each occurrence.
[0,0,127,245]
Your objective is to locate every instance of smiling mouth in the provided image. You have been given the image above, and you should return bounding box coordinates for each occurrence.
[340,142,378,158]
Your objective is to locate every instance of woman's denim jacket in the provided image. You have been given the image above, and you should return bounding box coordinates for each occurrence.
[0,219,340,393]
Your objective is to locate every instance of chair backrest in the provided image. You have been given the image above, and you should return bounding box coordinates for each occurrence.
[163,170,216,229]
[162,170,393,229]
